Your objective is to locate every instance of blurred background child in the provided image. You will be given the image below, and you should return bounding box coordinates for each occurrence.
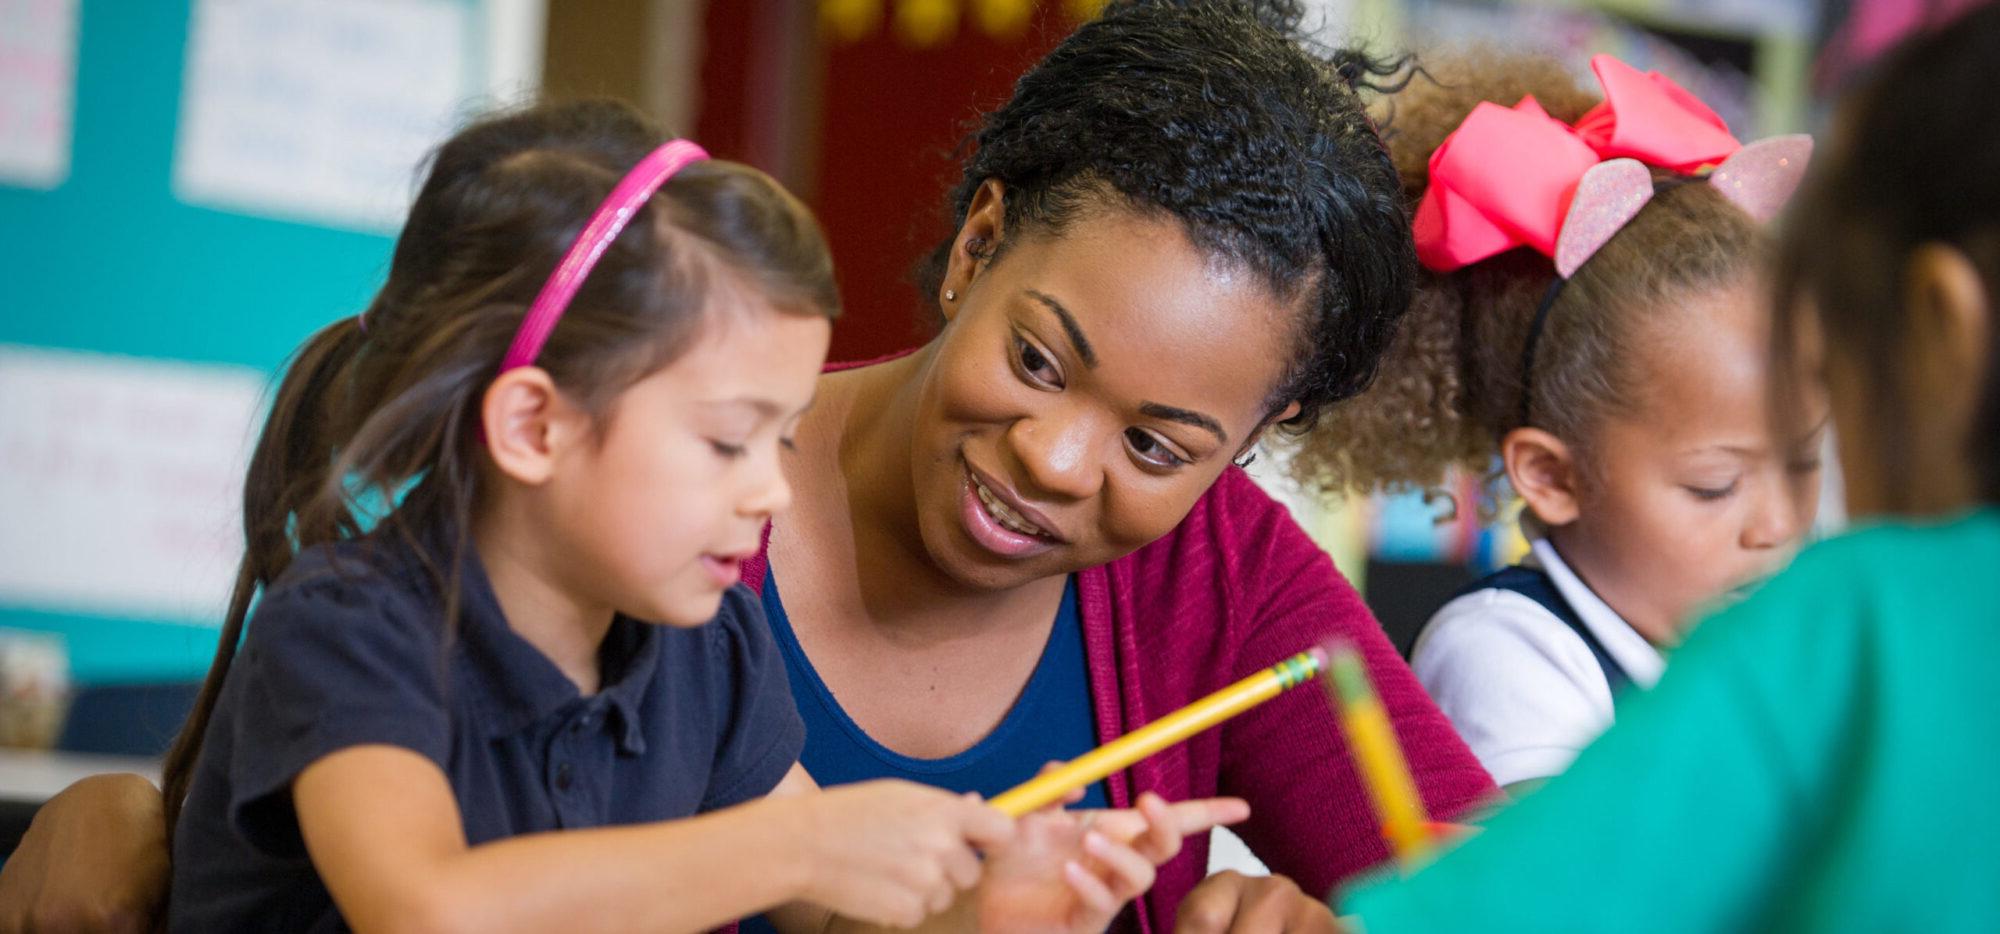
[1292,51,1827,792]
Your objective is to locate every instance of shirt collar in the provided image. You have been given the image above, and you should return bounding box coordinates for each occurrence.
[1525,537,1666,687]
[594,616,660,755]
[451,545,660,754]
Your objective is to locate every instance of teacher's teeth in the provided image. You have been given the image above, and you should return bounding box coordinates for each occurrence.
[974,478,1045,538]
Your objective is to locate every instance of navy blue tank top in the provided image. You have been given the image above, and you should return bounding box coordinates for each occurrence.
[761,571,1108,806]
[741,573,1107,934]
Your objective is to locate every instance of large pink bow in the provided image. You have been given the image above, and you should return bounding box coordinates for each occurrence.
[1413,55,1795,276]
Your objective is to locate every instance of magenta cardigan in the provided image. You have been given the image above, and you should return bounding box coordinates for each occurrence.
[740,465,1495,931]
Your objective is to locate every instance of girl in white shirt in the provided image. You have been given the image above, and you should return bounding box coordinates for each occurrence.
[1293,51,1827,792]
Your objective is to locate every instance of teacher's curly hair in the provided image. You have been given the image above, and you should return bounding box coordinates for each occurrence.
[915,0,1420,436]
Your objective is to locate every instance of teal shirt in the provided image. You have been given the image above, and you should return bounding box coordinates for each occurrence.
[1343,509,2000,933]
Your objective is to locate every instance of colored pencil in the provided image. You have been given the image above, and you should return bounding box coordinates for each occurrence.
[989,649,1327,817]
[1322,641,1432,863]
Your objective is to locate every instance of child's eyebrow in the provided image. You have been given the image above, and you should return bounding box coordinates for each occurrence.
[699,392,819,419]
[1679,442,1765,458]
[698,397,785,418]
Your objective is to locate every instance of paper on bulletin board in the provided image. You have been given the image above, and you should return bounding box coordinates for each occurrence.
[0,345,265,624]
[0,0,79,189]
[171,0,480,233]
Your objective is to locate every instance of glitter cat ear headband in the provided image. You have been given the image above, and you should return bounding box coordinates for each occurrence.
[1411,55,1811,425]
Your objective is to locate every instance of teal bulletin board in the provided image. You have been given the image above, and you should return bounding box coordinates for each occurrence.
[0,0,528,684]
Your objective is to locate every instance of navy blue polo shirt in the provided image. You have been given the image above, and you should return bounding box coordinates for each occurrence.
[169,532,804,932]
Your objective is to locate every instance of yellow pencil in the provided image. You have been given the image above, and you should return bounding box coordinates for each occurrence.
[1322,641,1431,863]
[990,649,1327,817]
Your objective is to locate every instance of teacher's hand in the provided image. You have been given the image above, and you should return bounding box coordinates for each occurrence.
[979,791,1249,934]
[1175,871,1344,934]
[0,772,169,934]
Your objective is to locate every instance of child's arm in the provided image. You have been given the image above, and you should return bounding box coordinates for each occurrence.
[295,751,1012,934]
[758,756,1249,934]
[759,763,1250,934]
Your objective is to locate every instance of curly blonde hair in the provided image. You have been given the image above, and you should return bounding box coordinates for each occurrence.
[1290,49,1766,508]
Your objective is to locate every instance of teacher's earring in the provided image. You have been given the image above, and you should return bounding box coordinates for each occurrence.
[943,289,957,302]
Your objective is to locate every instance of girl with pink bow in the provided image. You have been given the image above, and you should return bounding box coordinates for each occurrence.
[1292,52,1828,794]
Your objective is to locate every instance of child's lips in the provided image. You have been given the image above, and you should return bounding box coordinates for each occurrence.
[700,553,745,586]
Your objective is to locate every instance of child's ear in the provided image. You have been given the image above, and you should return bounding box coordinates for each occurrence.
[940,180,1006,321]
[1905,243,1992,402]
[1502,427,1583,527]
[481,367,588,485]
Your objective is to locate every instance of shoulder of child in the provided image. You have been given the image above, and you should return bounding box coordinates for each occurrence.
[695,582,780,664]
[1414,588,1607,688]
[1413,590,1612,785]
[680,583,807,811]
[1798,509,2000,580]
[1704,509,2000,643]
[216,537,457,857]
[247,539,442,650]
[1737,511,1996,607]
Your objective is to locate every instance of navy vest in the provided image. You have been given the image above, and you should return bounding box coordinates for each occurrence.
[1422,565,1633,697]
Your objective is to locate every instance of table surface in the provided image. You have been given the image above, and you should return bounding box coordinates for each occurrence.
[0,748,158,803]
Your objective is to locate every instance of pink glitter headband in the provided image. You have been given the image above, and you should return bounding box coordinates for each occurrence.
[498,139,711,372]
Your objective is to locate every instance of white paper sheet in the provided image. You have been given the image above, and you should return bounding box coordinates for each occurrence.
[0,0,78,189]
[0,345,266,624]
[172,0,478,232]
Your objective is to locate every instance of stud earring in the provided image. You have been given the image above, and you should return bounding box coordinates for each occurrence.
[944,289,957,301]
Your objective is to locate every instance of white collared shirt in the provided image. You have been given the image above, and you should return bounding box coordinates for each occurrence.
[1410,538,1665,787]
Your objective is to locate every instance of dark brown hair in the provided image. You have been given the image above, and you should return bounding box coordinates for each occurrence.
[159,99,839,839]
[1291,50,1768,505]
[1775,2,2000,509]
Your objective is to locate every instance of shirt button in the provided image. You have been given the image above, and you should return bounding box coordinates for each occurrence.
[554,762,574,792]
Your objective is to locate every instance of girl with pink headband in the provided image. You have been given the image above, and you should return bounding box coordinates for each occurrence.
[1293,51,1826,795]
[95,99,1217,933]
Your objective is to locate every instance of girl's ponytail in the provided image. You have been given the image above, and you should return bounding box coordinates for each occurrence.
[161,314,366,838]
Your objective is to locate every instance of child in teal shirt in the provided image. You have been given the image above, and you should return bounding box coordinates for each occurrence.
[1340,511,2000,931]
[1330,8,2000,932]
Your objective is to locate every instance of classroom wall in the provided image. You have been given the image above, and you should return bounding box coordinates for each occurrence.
[0,0,541,685]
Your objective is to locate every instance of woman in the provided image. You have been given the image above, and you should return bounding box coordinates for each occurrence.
[0,2,1493,931]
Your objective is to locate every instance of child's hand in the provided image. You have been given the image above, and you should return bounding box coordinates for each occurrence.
[977,791,1251,934]
[1174,870,1344,934]
[794,779,1014,929]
